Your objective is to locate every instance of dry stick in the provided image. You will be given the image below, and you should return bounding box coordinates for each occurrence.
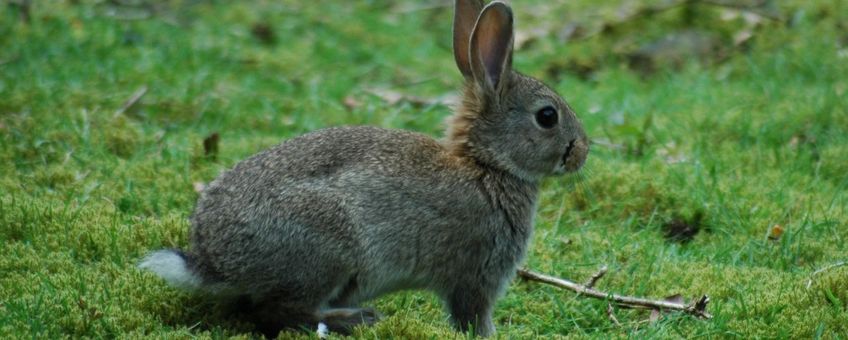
[607,303,622,326]
[806,261,848,289]
[114,85,148,118]
[517,268,712,319]
[584,265,608,289]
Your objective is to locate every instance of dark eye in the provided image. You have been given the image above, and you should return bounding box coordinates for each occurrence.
[535,106,558,129]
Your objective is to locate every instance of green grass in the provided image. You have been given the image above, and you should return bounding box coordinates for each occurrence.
[2,0,847,338]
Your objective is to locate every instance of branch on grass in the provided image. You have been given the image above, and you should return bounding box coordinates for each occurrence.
[517,268,712,319]
[584,265,608,289]
[806,261,847,289]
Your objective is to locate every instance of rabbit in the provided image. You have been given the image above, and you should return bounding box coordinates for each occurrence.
[139,0,588,337]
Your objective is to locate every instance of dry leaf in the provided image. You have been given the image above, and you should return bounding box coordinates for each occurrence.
[768,224,784,241]
[343,95,361,111]
[664,294,684,304]
[649,294,684,323]
[733,29,754,47]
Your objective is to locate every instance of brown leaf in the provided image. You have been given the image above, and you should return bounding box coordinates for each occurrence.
[343,95,361,111]
[664,294,685,304]
[203,132,219,159]
[768,224,784,241]
[649,294,684,323]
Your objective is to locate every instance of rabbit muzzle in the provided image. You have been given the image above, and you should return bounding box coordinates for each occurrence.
[559,137,589,173]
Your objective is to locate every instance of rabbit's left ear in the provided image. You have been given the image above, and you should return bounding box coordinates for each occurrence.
[470,1,513,92]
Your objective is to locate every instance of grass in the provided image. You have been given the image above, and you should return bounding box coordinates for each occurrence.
[1,0,847,338]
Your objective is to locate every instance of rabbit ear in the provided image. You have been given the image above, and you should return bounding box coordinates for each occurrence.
[469,1,513,92]
[453,0,484,78]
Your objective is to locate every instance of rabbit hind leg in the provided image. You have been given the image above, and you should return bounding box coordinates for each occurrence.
[245,297,321,337]
[318,307,381,335]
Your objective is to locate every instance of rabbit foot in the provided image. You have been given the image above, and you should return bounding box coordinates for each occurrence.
[318,307,381,335]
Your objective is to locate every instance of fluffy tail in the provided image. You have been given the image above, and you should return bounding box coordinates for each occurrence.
[138,249,203,290]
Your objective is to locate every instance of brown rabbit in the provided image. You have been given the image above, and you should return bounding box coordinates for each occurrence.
[139,0,589,337]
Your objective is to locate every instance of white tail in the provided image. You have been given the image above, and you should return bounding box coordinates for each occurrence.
[138,250,202,290]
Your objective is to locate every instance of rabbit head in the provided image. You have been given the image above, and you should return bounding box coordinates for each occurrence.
[446,0,589,181]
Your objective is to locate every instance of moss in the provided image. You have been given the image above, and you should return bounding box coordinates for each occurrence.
[1,0,847,338]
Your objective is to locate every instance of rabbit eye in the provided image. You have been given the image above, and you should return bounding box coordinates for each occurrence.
[535,106,558,129]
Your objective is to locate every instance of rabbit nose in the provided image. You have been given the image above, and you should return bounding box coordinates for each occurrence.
[562,137,588,172]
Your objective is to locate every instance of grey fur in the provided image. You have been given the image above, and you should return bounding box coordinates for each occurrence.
[139,0,589,337]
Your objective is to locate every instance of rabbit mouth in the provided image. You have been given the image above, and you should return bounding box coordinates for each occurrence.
[560,139,577,169]
[557,138,587,174]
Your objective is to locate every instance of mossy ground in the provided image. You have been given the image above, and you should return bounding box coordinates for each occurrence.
[2,0,846,338]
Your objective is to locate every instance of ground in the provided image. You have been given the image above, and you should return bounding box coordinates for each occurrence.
[1,0,846,338]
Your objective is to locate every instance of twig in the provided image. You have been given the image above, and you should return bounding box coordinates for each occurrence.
[113,85,148,118]
[806,261,847,289]
[584,265,608,289]
[517,268,712,319]
[607,303,622,326]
